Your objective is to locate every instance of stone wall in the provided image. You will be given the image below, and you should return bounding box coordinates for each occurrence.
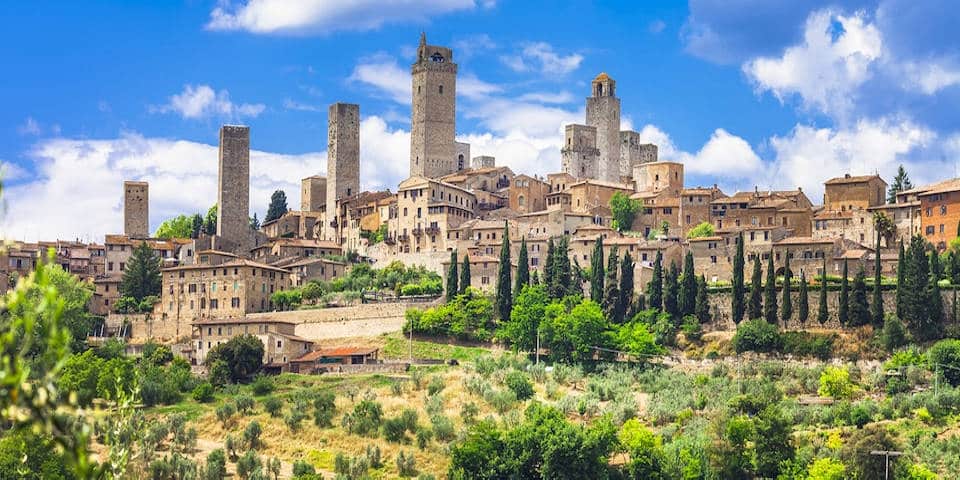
[247,302,420,340]
[366,245,449,275]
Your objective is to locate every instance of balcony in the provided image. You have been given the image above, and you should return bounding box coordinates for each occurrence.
[398,234,410,243]
[425,225,441,235]
[412,227,424,237]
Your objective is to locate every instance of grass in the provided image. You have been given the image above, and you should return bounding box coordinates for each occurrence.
[382,334,493,362]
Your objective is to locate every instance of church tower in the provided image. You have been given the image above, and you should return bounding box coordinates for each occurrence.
[410,33,458,179]
[585,73,621,182]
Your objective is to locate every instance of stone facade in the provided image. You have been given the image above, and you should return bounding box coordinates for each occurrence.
[619,132,658,180]
[123,181,149,238]
[455,141,471,171]
[301,176,327,212]
[680,186,726,236]
[192,318,312,366]
[916,180,960,250]
[561,124,600,179]
[217,125,251,253]
[585,73,621,182]
[410,33,457,179]
[823,174,887,212]
[472,155,495,169]
[326,103,360,239]
[509,174,550,214]
[393,176,476,253]
[634,161,684,194]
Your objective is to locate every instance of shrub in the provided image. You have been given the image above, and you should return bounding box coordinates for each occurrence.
[881,315,908,351]
[806,457,846,480]
[396,451,417,477]
[504,371,535,401]
[191,382,215,403]
[235,394,255,415]
[781,331,834,360]
[243,420,262,450]
[384,417,410,443]
[236,450,263,479]
[342,399,384,437]
[732,319,782,353]
[819,366,855,400]
[486,389,517,414]
[427,376,446,396]
[250,374,275,395]
[416,428,433,449]
[461,402,479,425]
[680,315,703,342]
[314,391,337,427]
[263,396,283,417]
[216,402,236,426]
[431,415,456,442]
[292,459,316,477]
[366,444,382,469]
[928,339,960,386]
[285,408,308,432]
[400,409,419,432]
[204,449,227,480]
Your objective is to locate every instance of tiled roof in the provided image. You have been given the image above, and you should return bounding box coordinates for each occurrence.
[824,174,885,185]
[192,317,297,326]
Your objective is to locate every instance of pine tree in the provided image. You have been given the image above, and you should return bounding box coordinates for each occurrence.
[749,256,763,320]
[887,164,913,203]
[927,251,944,340]
[515,237,529,296]
[798,270,809,327]
[544,238,556,295]
[550,237,572,299]
[589,236,604,301]
[120,241,161,301]
[871,230,884,327]
[838,260,849,327]
[664,261,680,322]
[249,213,260,230]
[903,236,930,337]
[732,232,746,324]
[818,256,829,325]
[191,213,203,238]
[764,252,778,324]
[618,252,635,322]
[679,251,697,317]
[446,249,459,302]
[495,223,512,320]
[531,270,540,286]
[850,266,870,327]
[204,204,218,235]
[459,254,471,294]
[647,250,663,310]
[696,274,709,323]
[896,241,905,320]
[781,250,792,327]
[603,247,621,321]
[264,189,289,223]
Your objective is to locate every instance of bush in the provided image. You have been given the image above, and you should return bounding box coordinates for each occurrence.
[881,315,909,351]
[680,315,703,342]
[191,382,215,403]
[204,449,227,480]
[396,450,417,477]
[243,421,262,450]
[250,374,275,395]
[928,339,960,386]
[342,399,384,437]
[263,396,283,417]
[292,459,316,477]
[215,402,236,427]
[431,415,456,442]
[781,331,834,360]
[427,376,446,396]
[819,366,855,399]
[235,394,255,415]
[314,391,337,427]
[504,371,535,401]
[285,408,308,432]
[732,319,782,353]
[384,417,410,443]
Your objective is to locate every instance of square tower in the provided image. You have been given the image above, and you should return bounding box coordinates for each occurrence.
[123,180,149,238]
[410,33,458,179]
[217,125,250,251]
[561,124,600,179]
[326,103,360,213]
[455,141,470,171]
[301,176,327,212]
[585,73,621,183]
[472,155,496,169]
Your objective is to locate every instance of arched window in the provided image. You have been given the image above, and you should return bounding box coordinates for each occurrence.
[519,195,526,207]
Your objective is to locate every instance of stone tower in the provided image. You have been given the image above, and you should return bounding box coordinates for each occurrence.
[410,33,458,179]
[217,125,250,252]
[326,103,360,213]
[123,180,149,238]
[585,73,621,182]
[620,132,659,180]
[561,124,600,179]
[301,176,327,212]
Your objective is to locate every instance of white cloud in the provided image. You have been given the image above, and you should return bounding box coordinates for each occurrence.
[349,54,411,104]
[283,99,326,112]
[151,84,265,120]
[517,91,575,104]
[743,9,883,120]
[458,74,502,99]
[502,42,583,76]
[453,33,496,59]
[635,125,763,179]
[17,117,41,136]
[901,60,960,95]
[207,0,478,34]
[648,19,666,34]
[0,161,28,182]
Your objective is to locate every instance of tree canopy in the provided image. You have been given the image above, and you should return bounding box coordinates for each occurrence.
[264,189,289,223]
[610,192,641,232]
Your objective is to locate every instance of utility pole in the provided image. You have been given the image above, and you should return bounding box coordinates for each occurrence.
[870,450,902,480]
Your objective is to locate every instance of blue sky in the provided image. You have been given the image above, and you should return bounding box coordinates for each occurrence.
[3,0,960,241]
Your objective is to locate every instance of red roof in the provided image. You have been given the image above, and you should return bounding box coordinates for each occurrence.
[292,347,379,362]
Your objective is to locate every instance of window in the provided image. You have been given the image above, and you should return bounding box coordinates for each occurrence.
[710,256,717,264]
[926,225,935,235]
[439,85,444,94]
[942,205,948,215]
[231,297,240,308]
[188,284,197,293]
[210,299,218,309]
[481,276,489,285]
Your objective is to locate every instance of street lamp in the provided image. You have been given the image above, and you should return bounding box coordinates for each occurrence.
[870,450,902,480]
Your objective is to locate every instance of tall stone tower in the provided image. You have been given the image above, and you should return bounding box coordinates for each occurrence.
[410,33,457,179]
[619,132,658,180]
[326,103,360,213]
[217,125,250,252]
[123,180,149,238]
[301,176,327,211]
[561,124,600,179]
[585,73,621,182]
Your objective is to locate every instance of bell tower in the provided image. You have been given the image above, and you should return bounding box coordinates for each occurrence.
[410,33,458,179]
[585,72,621,182]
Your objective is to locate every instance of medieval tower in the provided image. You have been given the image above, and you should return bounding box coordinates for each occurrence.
[561,124,600,179]
[326,103,360,214]
[301,176,327,212]
[410,33,458,179]
[585,73,621,182]
[123,180,149,238]
[216,125,250,252]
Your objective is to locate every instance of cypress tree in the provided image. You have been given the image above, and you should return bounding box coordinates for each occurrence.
[732,232,746,324]
[896,241,905,319]
[798,270,809,327]
[679,251,697,317]
[589,236,604,301]
[515,237,529,296]
[446,249,459,302]
[531,269,540,286]
[120,241,161,301]
[664,261,680,322]
[781,250,792,327]
[749,256,763,320]
[927,251,944,339]
[764,252,778,324]
[696,274,710,323]
[839,260,849,327]
[191,213,203,238]
[619,252,635,321]
[647,250,663,310]
[264,189,289,223]
[545,238,556,295]
[902,236,930,336]
[871,230,884,327]
[459,254,471,294]
[551,237,572,299]
[495,223,512,320]
[818,256,829,325]
[850,265,870,327]
[603,247,621,321]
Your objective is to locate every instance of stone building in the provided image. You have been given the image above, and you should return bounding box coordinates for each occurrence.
[441,251,501,292]
[472,155,495,169]
[123,181,149,239]
[823,174,887,211]
[217,125,251,253]
[914,178,960,250]
[326,103,360,240]
[261,210,322,240]
[619,131,658,180]
[191,317,312,368]
[709,189,813,236]
[250,238,341,264]
[410,33,458,179]
[561,124,600,179]
[286,257,348,287]
[92,234,185,315]
[632,190,681,239]
[301,176,327,212]
[323,190,394,253]
[680,186,726,236]
[455,142,471,171]
[585,73,621,182]
[812,208,878,246]
[393,176,476,253]
[509,174,550,214]
[634,161,684,195]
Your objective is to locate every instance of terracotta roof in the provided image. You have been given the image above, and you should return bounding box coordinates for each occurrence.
[285,256,347,268]
[192,317,297,326]
[292,347,379,362]
[567,179,633,191]
[162,258,290,273]
[265,238,342,250]
[837,249,869,260]
[824,174,886,185]
[688,236,723,242]
[917,178,960,196]
[774,237,835,246]
[814,210,854,220]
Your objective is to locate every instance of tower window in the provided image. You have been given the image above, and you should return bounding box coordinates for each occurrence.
[418,85,421,94]
[439,85,444,94]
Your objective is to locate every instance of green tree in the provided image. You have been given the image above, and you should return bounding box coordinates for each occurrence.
[191,213,203,238]
[679,251,697,318]
[647,250,663,310]
[797,270,809,327]
[495,223,512,320]
[7,261,95,355]
[686,221,715,239]
[839,260,849,327]
[748,256,762,320]
[120,241,161,303]
[764,253,778,324]
[849,265,870,327]
[499,284,549,352]
[249,213,260,231]
[459,254,471,294]
[896,241,906,319]
[619,252,635,323]
[204,335,264,383]
[204,204,218,235]
[871,230,884,327]
[903,236,934,339]
[781,250,792,326]
[602,247,621,321]
[927,251,944,339]
[887,164,913,203]
[446,249,458,302]
[806,458,846,480]
[928,339,960,386]
[589,236,604,301]
[154,214,194,239]
[610,191,641,232]
[540,300,609,363]
[264,189,289,223]
[732,232,746,324]
[818,256,829,325]
[695,274,709,323]
[752,406,793,478]
[549,237,572,299]
[663,261,680,322]
[515,237,529,297]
